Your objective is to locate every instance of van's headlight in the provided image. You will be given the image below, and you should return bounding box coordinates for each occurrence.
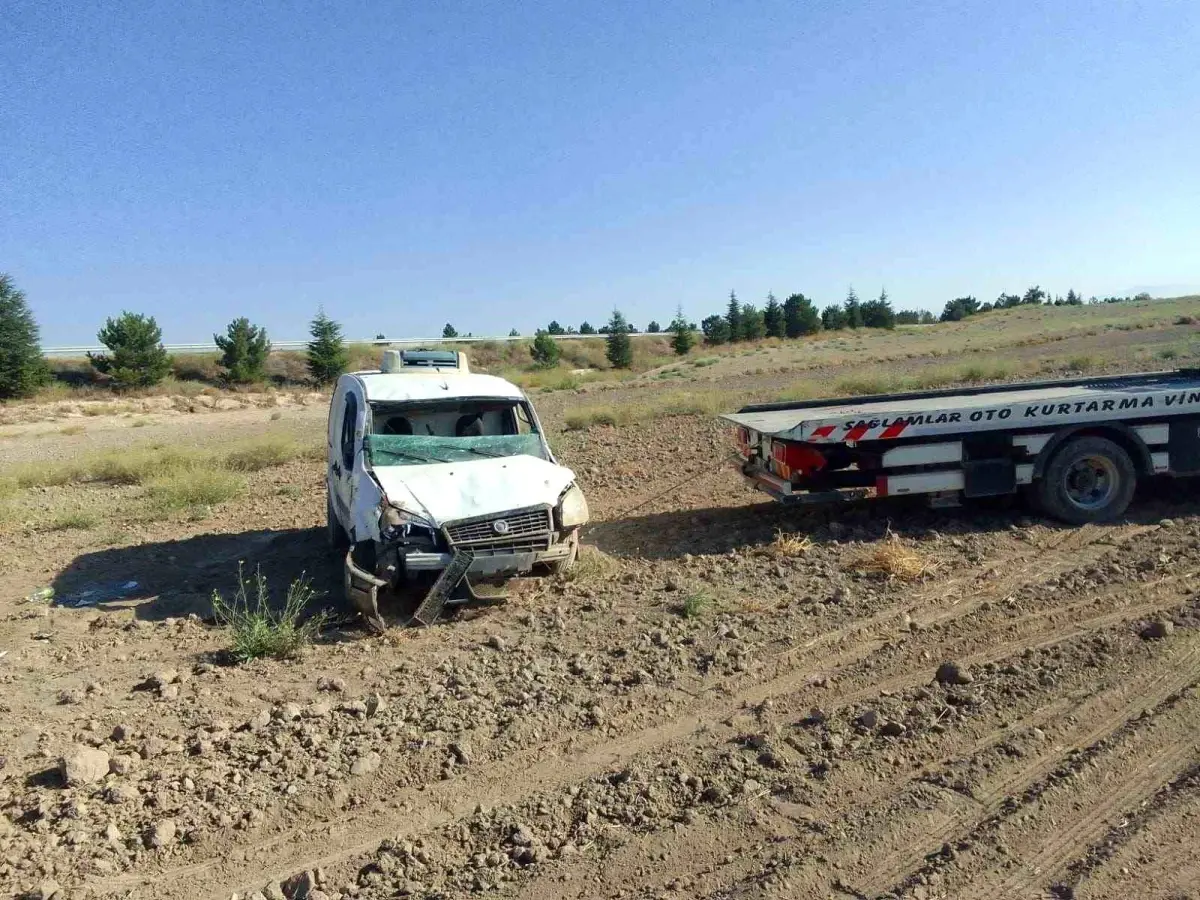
[381,505,437,542]
[556,484,589,528]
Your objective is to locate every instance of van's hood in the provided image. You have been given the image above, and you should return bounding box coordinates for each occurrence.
[371,455,577,524]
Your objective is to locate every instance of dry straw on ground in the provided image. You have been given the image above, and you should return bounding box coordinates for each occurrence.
[848,533,939,581]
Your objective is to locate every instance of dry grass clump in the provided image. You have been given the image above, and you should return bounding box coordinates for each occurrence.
[561,391,731,431]
[848,534,938,581]
[47,510,99,531]
[768,529,812,558]
[224,436,310,472]
[145,468,246,513]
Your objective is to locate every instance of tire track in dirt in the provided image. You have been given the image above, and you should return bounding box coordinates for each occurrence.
[959,714,1200,899]
[849,638,1195,897]
[532,636,1200,900]
[1074,776,1200,900]
[93,525,1190,900]
[759,522,1158,681]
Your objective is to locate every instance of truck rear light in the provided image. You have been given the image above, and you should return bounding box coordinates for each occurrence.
[770,441,827,480]
[735,426,752,458]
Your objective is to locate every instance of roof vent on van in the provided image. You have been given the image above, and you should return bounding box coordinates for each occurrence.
[380,349,470,374]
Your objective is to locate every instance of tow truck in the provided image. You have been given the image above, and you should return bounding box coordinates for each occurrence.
[723,370,1200,523]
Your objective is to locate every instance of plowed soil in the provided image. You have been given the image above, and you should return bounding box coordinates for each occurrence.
[3,343,1200,900]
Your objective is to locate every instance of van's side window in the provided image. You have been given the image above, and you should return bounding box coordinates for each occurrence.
[340,393,358,470]
[515,403,535,434]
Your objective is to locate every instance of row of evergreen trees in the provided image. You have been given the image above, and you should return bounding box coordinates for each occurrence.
[0,272,352,397]
[0,269,1163,399]
[696,288,935,345]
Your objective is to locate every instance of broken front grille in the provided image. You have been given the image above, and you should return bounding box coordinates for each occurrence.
[444,506,553,550]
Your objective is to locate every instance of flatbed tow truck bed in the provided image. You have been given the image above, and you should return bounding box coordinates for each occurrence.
[721,370,1200,523]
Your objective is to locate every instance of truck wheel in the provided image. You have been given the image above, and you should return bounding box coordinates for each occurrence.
[547,532,580,577]
[1037,436,1136,524]
[327,493,350,550]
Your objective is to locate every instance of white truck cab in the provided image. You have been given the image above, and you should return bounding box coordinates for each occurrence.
[327,350,588,628]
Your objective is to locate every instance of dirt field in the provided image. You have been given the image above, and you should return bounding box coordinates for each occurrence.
[2,304,1199,900]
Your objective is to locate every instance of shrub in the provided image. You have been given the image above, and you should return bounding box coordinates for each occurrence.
[306,309,349,385]
[530,331,561,369]
[605,310,633,368]
[214,317,271,384]
[88,311,172,389]
[0,274,50,399]
[211,564,326,661]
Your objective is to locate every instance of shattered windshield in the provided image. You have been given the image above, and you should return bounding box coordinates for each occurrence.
[365,398,548,466]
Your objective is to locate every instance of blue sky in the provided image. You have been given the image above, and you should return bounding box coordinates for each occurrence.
[3,0,1198,345]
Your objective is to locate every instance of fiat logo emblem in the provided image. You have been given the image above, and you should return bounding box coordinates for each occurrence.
[492,519,510,535]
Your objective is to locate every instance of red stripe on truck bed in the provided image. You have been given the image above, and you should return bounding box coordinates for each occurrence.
[879,421,909,439]
[811,425,836,439]
[844,424,870,442]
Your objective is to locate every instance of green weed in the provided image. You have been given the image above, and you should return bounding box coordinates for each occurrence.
[211,565,327,661]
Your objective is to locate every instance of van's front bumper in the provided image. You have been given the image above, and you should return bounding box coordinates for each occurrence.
[403,541,574,578]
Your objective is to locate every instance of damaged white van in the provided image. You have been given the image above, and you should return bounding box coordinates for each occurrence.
[327,350,589,629]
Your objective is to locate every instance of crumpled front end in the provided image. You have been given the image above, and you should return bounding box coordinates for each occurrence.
[344,487,587,629]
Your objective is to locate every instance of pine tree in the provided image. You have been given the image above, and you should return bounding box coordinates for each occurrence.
[822,304,849,330]
[701,315,731,345]
[669,305,694,355]
[579,321,596,335]
[844,288,864,329]
[306,308,349,385]
[88,311,172,389]
[725,291,742,342]
[783,293,821,337]
[739,303,766,340]
[442,323,458,338]
[530,331,560,368]
[546,320,566,335]
[214,317,271,384]
[861,288,896,329]
[605,310,633,368]
[0,274,49,399]
[508,328,520,336]
[646,321,661,333]
[762,293,784,338]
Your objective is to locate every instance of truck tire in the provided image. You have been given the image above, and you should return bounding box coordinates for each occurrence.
[1037,436,1136,524]
[327,492,350,550]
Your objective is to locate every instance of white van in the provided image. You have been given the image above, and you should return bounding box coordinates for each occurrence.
[327,350,588,628]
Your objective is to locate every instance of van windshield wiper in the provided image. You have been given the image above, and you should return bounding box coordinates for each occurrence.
[376,448,447,464]
[429,443,505,459]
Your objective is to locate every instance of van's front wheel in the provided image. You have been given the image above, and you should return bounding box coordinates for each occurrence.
[1037,436,1136,524]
